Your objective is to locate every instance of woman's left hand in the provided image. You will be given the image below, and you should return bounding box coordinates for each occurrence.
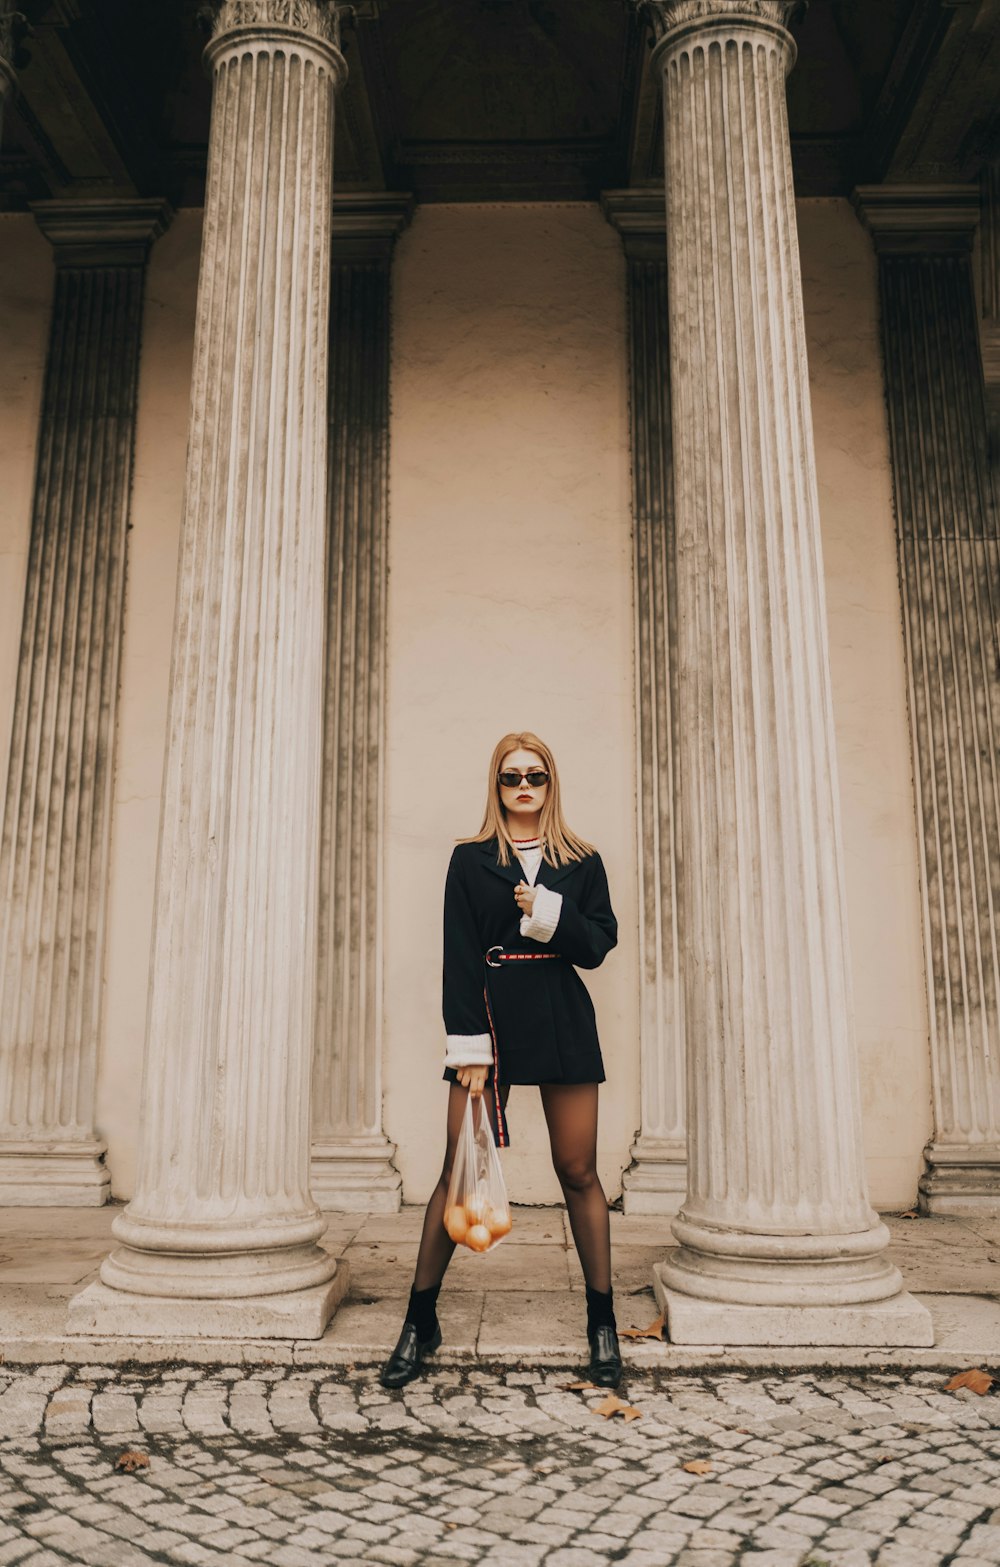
[514,882,536,916]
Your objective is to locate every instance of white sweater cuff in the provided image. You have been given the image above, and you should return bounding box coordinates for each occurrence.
[519,885,562,944]
[444,1033,494,1068]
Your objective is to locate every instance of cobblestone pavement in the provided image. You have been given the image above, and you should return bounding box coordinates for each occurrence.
[1,1362,999,1567]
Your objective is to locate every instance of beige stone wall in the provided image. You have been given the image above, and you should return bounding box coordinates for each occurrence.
[0,217,51,814]
[385,204,637,1202]
[800,198,931,1207]
[0,198,931,1209]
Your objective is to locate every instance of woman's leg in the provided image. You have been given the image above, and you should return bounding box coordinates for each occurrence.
[382,1080,509,1386]
[412,1080,510,1291]
[412,1082,471,1291]
[540,1082,620,1386]
[539,1083,610,1293]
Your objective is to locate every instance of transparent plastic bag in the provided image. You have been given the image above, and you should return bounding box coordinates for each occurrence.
[443,1093,513,1253]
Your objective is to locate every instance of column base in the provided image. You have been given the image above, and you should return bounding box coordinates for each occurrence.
[311,1137,402,1212]
[919,1142,1000,1216]
[621,1136,686,1216]
[654,1266,934,1346]
[0,1142,110,1205]
[67,1263,349,1340]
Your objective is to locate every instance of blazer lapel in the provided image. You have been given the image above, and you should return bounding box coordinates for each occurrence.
[478,840,521,887]
[534,857,581,892]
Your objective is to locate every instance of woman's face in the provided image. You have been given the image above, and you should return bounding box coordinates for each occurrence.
[498,747,549,829]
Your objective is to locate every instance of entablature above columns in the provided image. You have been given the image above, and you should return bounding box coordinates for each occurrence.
[2,1,991,209]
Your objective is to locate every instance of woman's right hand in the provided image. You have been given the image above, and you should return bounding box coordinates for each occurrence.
[456,1065,489,1098]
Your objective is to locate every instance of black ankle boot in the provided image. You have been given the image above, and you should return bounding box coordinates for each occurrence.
[585,1286,622,1388]
[379,1320,442,1389]
[379,1284,442,1390]
[405,1282,441,1341]
[588,1324,623,1388]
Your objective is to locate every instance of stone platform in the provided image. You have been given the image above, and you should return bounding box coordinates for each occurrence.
[2,1205,999,1371]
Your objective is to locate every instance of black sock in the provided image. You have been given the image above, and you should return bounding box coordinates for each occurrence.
[405,1283,440,1341]
[586,1285,616,1336]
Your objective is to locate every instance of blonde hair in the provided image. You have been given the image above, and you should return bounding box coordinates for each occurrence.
[461,732,595,868]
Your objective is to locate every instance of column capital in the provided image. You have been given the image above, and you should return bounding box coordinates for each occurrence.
[331,192,414,265]
[634,1,803,44]
[600,189,667,262]
[853,183,981,254]
[205,0,347,57]
[31,198,173,267]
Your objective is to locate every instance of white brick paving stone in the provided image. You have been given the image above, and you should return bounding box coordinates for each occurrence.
[89,1393,140,1433]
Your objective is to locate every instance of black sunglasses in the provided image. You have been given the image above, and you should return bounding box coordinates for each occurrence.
[498,769,550,788]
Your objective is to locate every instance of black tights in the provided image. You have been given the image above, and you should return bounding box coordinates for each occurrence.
[413,1082,611,1294]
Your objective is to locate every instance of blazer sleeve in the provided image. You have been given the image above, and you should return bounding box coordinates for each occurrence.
[442,849,493,1068]
[545,852,618,970]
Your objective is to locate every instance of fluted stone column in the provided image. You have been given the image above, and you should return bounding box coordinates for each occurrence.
[0,200,170,1205]
[855,186,1000,1216]
[311,195,411,1211]
[69,0,349,1339]
[602,191,686,1215]
[642,0,931,1344]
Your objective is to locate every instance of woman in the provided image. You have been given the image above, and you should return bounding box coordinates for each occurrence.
[380,732,621,1390]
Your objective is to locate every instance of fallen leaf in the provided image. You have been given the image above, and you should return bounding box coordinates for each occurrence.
[115,1450,149,1473]
[561,1380,596,1391]
[682,1459,713,1475]
[945,1368,994,1396]
[592,1393,642,1422]
[899,1209,919,1219]
[619,1314,665,1342]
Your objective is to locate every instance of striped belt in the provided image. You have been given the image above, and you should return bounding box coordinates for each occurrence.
[485,945,561,968]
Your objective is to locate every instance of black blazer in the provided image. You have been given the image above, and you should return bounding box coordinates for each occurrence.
[442,838,617,1084]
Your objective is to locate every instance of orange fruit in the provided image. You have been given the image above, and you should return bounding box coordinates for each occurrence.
[444,1206,468,1244]
[487,1206,512,1238]
[465,1223,492,1252]
[463,1195,488,1226]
